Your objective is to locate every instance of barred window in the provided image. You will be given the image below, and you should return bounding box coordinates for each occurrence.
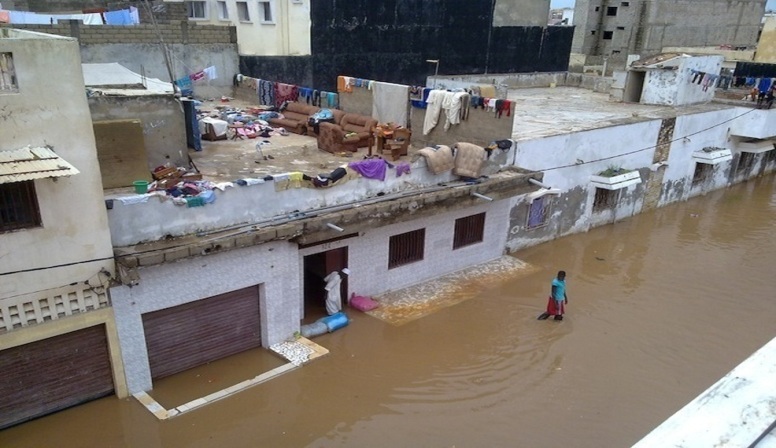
[0,181,42,232]
[453,213,486,249]
[388,229,425,269]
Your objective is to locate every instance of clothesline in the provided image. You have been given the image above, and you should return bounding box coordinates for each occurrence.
[0,7,139,25]
[236,75,341,110]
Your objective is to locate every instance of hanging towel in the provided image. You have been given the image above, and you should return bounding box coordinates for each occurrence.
[129,6,140,24]
[203,66,217,81]
[274,82,299,107]
[337,75,353,93]
[104,9,133,25]
[423,90,446,135]
[479,85,496,98]
[395,162,411,177]
[496,99,512,118]
[259,80,275,106]
[0,11,9,23]
[176,76,193,96]
[348,159,387,181]
[371,81,410,127]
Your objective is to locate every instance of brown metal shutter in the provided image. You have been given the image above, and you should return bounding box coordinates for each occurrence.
[0,325,114,429]
[142,285,261,380]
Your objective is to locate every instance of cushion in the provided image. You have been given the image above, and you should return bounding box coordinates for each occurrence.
[350,295,379,311]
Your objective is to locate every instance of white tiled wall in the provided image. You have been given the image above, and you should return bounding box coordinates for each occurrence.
[298,200,511,300]
[110,240,299,394]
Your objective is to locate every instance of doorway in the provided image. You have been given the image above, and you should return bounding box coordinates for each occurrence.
[302,247,348,323]
[623,70,646,103]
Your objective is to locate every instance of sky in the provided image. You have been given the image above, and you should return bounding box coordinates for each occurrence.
[550,0,776,10]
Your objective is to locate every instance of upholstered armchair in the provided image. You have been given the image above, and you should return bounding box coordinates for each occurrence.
[317,113,377,153]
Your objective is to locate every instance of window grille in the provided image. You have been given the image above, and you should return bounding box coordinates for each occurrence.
[388,229,425,269]
[453,213,486,249]
[0,181,41,232]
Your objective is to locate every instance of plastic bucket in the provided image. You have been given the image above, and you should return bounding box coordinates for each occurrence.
[133,180,149,194]
[319,312,349,332]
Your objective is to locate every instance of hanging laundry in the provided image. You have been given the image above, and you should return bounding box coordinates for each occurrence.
[175,76,193,96]
[104,9,133,25]
[328,92,339,108]
[348,159,387,181]
[313,89,321,106]
[299,87,313,104]
[423,90,446,135]
[442,91,469,131]
[496,99,512,118]
[189,70,206,82]
[129,6,140,24]
[259,80,275,106]
[337,76,354,93]
[274,82,299,107]
[203,66,217,81]
[395,162,411,177]
[371,81,410,127]
[0,10,10,23]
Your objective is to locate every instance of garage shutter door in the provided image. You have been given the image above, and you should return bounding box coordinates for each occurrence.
[143,285,261,380]
[0,325,114,430]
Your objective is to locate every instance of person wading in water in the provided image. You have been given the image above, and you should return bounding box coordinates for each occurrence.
[538,270,569,321]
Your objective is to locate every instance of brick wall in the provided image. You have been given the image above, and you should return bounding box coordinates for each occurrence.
[0,21,235,45]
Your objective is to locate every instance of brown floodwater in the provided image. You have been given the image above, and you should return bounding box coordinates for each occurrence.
[3,175,776,447]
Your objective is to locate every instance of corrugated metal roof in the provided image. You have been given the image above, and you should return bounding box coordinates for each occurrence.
[0,146,80,184]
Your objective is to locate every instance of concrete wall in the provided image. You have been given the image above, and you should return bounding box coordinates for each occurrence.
[410,101,516,148]
[0,22,239,98]
[110,240,299,394]
[573,0,765,69]
[0,30,115,297]
[88,94,188,169]
[105,153,510,246]
[190,0,311,56]
[493,0,551,27]
[506,105,776,252]
[755,16,776,63]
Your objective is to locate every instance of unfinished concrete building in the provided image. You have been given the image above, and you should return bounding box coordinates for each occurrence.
[571,0,766,71]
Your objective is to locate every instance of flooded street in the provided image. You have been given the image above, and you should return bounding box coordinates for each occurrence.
[3,174,776,448]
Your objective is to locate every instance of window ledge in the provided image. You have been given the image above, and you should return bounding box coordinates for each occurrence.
[692,148,732,165]
[590,171,641,190]
[737,139,775,154]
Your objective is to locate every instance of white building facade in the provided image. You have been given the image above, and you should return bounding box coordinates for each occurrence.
[177,0,311,56]
[0,29,126,430]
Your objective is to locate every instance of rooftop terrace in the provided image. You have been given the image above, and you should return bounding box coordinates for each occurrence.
[509,87,734,141]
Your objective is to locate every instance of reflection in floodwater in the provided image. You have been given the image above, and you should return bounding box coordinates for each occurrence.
[2,175,776,447]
